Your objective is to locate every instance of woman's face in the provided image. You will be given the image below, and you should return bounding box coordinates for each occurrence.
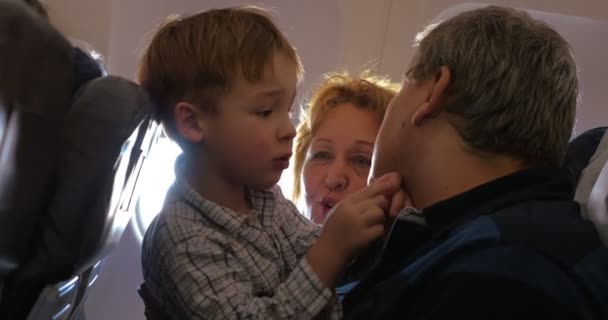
[301,103,381,224]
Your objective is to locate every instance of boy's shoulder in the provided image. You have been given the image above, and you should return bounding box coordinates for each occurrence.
[142,199,209,251]
[141,181,226,252]
[265,185,301,215]
[267,184,287,202]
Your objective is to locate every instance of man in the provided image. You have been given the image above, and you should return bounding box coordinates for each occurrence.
[342,6,607,320]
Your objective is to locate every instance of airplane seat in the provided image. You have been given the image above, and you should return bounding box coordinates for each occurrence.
[0,0,74,306]
[565,127,608,319]
[1,76,153,320]
[586,150,608,246]
[565,127,608,185]
[571,127,608,245]
[0,1,154,319]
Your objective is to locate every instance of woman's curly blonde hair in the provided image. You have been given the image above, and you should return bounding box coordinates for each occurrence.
[292,70,400,201]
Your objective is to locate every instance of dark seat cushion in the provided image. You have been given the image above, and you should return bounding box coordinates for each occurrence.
[0,0,73,279]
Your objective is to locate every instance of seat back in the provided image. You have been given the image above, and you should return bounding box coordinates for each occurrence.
[588,156,608,246]
[567,127,608,319]
[0,1,153,318]
[565,127,608,185]
[16,77,152,320]
[22,76,151,279]
[564,127,608,245]
[0,0,73,283]
[575,130,608,245]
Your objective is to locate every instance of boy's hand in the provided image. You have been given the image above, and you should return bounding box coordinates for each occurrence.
[306,173,401,288]
[369,172,412,231]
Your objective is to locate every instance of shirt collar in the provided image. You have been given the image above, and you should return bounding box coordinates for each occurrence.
[420,166,575,238]
[169,155,276,234]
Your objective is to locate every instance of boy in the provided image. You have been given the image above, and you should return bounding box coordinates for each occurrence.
[138,6,401,319]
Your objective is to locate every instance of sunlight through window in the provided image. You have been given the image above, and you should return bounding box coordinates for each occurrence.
[135,137,298,239]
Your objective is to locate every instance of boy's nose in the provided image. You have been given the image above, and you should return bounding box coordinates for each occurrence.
[279,117,296,141]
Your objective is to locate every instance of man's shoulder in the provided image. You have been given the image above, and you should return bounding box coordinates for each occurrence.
[432,199,601,281]
[486,198,601,263]
[403,201,604,318]
[345,219,599,320]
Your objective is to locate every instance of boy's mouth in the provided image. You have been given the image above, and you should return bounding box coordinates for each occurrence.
[275,153,292,161]
[272,153,292,169]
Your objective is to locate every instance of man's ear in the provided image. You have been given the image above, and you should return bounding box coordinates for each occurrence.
[412,66,452,126]
[174,101,206,143]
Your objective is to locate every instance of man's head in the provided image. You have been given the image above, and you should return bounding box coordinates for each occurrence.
[138,6,302,189]
[372,6,578,206]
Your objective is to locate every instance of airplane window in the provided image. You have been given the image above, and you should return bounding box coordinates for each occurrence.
[133,132,298,240]
[133,132,181,239]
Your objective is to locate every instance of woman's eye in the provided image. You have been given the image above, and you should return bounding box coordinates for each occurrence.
[311,151,332,160]
[352,155,372,166]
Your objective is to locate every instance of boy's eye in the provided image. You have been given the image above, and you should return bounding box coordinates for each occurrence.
[256,109,272,117]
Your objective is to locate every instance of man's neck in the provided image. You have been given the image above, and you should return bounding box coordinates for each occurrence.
[181,154,252,214]
[406,150,528,210]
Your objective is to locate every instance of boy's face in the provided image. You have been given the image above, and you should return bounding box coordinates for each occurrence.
[202,52,298,190]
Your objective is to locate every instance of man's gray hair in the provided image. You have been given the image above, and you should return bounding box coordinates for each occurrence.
[409,6,578,166]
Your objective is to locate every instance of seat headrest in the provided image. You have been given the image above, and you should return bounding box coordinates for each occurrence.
[588,155,608,246]
[573,128,608,246]
[564,127,608,184]
[0,0,73,277]
[19,76,151,281]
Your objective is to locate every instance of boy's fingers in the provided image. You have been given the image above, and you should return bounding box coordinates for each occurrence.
[362,207,386,226]
[363,194,389,212]
[353,173,401,202]
[389,190,407,218]
[363,225,385,243]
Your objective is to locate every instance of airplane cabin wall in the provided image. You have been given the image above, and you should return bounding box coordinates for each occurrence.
[46,0,112,60]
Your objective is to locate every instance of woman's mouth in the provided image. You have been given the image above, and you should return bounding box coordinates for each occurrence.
[319,198,337,217]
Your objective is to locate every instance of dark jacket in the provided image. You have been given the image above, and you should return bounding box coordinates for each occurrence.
[342,167,608,320]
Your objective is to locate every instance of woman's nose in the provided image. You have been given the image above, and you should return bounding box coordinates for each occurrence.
[324,161,348,192]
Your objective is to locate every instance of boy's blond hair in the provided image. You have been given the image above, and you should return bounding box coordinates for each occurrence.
[292,71,400,200]
[138,6,303,143]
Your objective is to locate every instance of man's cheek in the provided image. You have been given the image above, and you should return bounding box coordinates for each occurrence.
[368,145,390,185]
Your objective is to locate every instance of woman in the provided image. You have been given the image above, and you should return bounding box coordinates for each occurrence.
[293,71,400,224]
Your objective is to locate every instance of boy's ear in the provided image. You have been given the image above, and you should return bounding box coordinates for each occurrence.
[174,101,206,143]
[412,66,452,126]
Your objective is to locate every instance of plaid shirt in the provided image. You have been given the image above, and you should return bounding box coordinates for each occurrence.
[141,177,342,319]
